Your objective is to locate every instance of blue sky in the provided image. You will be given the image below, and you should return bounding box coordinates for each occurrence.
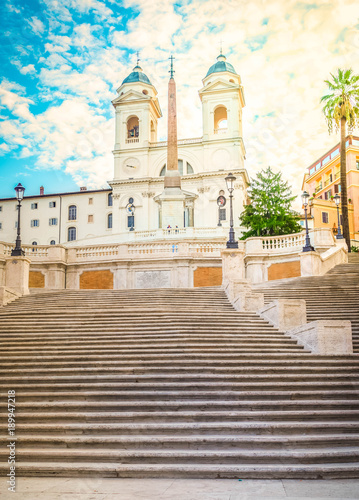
[0,0,358,200]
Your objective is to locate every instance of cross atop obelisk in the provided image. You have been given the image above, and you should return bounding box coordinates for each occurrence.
[169,55,175,78]
[164,54,180,189]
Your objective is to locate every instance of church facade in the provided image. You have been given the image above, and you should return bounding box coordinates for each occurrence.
[0,54,249,247]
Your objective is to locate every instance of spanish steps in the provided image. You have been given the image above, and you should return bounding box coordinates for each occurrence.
[255,253,359,353]
[0,258,358,479]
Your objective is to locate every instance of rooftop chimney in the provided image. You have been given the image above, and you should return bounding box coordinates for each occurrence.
[80,187,87,191]
[40,186,44,196]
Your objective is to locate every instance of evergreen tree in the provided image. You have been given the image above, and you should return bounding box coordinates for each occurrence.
[240,167,302,239]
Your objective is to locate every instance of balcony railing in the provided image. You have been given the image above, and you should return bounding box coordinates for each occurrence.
[149,137,203,148]
[214,128,228,135]
[126,138,139,144]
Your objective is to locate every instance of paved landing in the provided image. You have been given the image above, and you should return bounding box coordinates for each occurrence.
[1,478,359,500]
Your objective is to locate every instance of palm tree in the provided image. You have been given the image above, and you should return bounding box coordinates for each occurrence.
[321,69,359,251]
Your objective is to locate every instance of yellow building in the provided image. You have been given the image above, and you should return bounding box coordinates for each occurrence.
[302,135,359,240]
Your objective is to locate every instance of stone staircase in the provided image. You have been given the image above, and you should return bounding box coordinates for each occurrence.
[255,253,359,353]
[0,287,358,478]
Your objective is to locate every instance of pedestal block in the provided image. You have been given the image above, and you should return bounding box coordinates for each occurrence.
[5,256,31,295]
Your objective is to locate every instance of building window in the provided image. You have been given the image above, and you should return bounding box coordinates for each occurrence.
[322,212,329,223]
[356,160,359,170]
[107,213,112,229]
[49,218,58,226]
[126,198,135,230]
[68,205,77,220]
[324,190,331,200]
[68,227,76,241]
[15,221,18,228]
[49,201,56,208]
[88,198,93,205]
[32,241,37,245]
[0,206,2,211]
[108,193,113,206]
[127,215,134,229]
[50,240,56,245]
[334,184,341,194]
[160,160,194,176]
[31,219,39,227]
[0,223,2,229]
[31,203,38,209]
[219,208,226,221]
[88,214,94,223]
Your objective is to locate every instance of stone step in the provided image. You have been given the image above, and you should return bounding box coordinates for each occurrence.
[2,421,358,435]
[1,380,358,391]
[2,280,359,479]
[2,434,359,450]
[1,461,358,479]
[1,389,357,402]
[1,373,358,385]
[2,409,358,423]
[7,400,359,412]
[2,365,358,377]
[1,448,359,465]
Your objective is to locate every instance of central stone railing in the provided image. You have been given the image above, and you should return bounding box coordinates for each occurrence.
[261,233,306,251]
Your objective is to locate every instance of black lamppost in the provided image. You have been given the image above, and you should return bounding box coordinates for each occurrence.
[333,193,344,239]
[225,172,238,249]
[301,190,315,252]
[11,183,25,256]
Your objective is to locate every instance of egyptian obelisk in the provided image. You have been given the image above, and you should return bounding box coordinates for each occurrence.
[156,55,186,228]
[164,56,181,190]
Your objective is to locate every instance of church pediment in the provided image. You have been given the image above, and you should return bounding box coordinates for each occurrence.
[199,79,239,94]
[112,90,151,105]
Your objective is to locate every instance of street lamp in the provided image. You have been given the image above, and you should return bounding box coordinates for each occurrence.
[225,172,238,249]
[301,190,315,252]
[333,193,344,239]
[11,183,25,256]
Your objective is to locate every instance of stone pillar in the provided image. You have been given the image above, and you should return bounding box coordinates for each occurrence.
[258,299,307,332]
[300,250,321,277]
[66,267,80,289]
[221,247,246,286]
[46,265,66,289]
[288,320,353,355]
[5,256,31,295]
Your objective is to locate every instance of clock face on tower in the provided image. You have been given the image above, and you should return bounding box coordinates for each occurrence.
[217,195,226,207]
[123,157,140,174]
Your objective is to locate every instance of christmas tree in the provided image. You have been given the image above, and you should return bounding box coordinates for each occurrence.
[240,167,302,239]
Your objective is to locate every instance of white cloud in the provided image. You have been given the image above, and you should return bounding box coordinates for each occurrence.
[27,16,45,34]
[3,0,359,197]
[20,64,36,75]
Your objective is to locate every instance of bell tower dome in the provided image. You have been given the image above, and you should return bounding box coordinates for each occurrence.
[199,53,245,142]
[112,61,162,180]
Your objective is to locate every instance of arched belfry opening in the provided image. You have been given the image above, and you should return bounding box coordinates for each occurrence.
[150,120,156,142]
[214,106,227,134]
[127,116,139,140]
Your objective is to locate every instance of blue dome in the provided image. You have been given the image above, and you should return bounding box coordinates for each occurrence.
[206,54,237,78]
[122,65,152,85]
